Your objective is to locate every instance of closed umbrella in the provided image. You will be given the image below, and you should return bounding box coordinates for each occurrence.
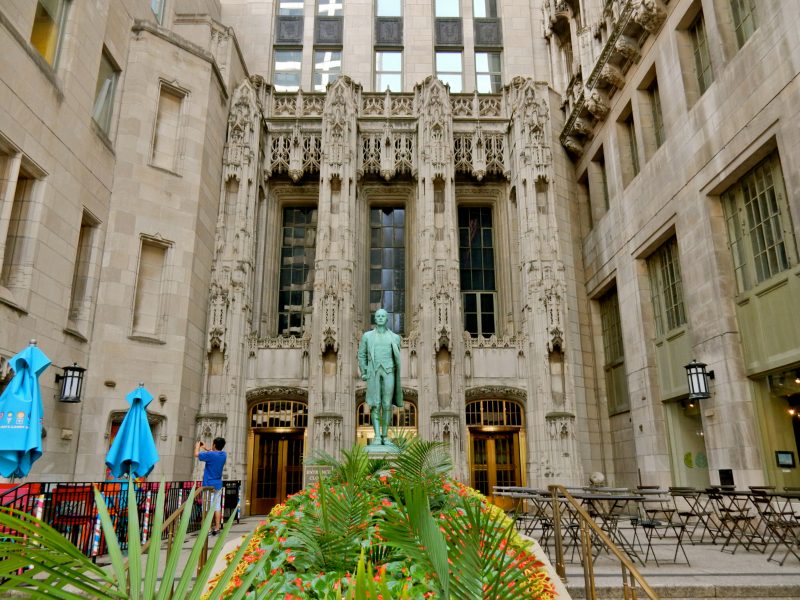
[105,383,159,479]
[0,341,51,478]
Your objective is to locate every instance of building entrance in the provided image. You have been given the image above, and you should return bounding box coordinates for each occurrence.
[247,400,307,514]
[466,399,524,509]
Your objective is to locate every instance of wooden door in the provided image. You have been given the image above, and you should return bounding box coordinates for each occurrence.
[470,431,520,509]
[249,431,304,514]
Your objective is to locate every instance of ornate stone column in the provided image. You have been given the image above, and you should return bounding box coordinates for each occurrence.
[506,77,581,487]
[306,77,361,470]
[413,77,467,480]
[198,76,268,481]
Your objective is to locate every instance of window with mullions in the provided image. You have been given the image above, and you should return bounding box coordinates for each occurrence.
[274,49,302,91]
[689,12,713,95]
[314,50,341,91]
[459,207,496,337]
[475,52,501,93]
[318,0,343,15]
[436,52,463,93]
[278,0,304,15]
[278,207,317,336]
[648,237,687,336]
[722,152,797,293]
[473,0,497,18]
[600,288,629,415]
[369,207,406,333]
[731,0,757,48]
[375,51,402,91]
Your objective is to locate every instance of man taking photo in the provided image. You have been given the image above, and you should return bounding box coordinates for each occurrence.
[194,437,227,535]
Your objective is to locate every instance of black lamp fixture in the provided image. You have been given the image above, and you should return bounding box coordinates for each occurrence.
[684,359,713,401]
[55,363,86,403]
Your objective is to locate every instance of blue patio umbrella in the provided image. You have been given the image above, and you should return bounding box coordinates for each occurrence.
[105,384,159,479]
[0,341,51,478]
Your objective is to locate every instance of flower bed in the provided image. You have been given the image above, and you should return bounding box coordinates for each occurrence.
[208,443,556,599]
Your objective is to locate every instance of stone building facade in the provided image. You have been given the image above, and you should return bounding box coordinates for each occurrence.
[1,0,799,513]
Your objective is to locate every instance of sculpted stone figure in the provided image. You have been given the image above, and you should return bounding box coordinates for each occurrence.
[358,308,404,446]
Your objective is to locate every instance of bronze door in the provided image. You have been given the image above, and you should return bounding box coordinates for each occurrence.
[249,432,304,514]
[470,431,520,509]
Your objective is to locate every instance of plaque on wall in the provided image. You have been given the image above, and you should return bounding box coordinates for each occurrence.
[315,16,343,45]
[276,16,304,44]
[474,18,502,47]
[435,18,463,47]
[375,17,403,46]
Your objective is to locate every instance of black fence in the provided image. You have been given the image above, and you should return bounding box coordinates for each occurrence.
[0,480,241,558]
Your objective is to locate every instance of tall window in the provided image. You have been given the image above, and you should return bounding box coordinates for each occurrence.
[30,0,68,67]
[459,207,496,337]
[0,171,35,295]
[435,0,459,17]
[92,50,119,135]
[473,0,497,18]
[648,80,664,149]
[375,51,402,91]
[274,50,302,91]
[278,207,317,336]
[625,113,639,177]
[67,212,100,335]
[648,237,686,336]
[377,0,401,16]
[475,52,501,93]
[436,52,463,92]
[318,0,343,15]
[600,289,629,415]
[689,12,713,95]
[618,109,639,186]
[590,147,609,212]
[369,207,405,333]
[731,0,757,48]
[151,0,166,23]
[278,0,304,15]
[722,152,796,292]
[132,238,169,338]
[313,50,341,91]
[151,84,184,172]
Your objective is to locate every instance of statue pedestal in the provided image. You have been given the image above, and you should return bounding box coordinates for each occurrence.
[364,440,400,456]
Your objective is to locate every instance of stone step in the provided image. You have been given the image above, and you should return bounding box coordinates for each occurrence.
[566,584,800,599]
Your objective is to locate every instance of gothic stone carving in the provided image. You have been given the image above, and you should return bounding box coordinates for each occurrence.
[416,77,452,180]
[196,414,227,445]
[315,17,343,45]
[507,77,552,181]
[465,386,526,403]
[586,89,610,119]
[633,0,667,34]
[323,76,360,178]
[563,135,583,156]
[246,386,309,403]
[599,63,625,89]
[207,282,229,352]
[313,414,343,452]
[431,412,460,444]
[433,265,453,351]
[474,19,502,46]
[614,35,640,63]
[321,266,340,352]
[375,17,403,46]
[434,18,463,46]
[276,16,303,44]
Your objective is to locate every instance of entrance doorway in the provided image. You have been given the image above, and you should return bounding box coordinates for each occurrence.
[466,399,524,508]
[247,400,307,514]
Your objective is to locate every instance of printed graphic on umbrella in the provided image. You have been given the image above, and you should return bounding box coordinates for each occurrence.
[0,341,51,479]
[105,383,159,479]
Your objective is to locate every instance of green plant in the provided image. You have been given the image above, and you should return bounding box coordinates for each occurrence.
[0,482,270,600]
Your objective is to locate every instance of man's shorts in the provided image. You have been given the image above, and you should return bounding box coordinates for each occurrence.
[209,488,223,512]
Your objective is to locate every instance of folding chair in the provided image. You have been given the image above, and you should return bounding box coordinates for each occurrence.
[750,492,800,566]
[670,488,719,544]
[635,494,689,566]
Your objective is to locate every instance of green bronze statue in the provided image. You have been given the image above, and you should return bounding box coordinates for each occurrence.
[358,308,404,446]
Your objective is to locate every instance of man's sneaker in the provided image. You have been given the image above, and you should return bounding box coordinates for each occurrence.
[210,529,219,536]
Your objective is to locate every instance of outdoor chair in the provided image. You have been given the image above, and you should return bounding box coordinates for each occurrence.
[670,488,719,544]
[633,494,689,566]
[750,492,800,566]
[706,490,765,554]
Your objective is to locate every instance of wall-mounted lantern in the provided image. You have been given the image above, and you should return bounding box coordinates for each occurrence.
[55,363,86,403]
[684,359,712,401]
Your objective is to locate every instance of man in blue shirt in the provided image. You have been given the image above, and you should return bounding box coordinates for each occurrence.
[194,437,227,535]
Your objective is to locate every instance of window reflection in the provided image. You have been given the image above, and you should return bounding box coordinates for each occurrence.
[369,207,405,333]
[278,207,317,336]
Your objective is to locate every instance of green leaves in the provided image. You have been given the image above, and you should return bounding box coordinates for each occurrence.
[0,482,267,600]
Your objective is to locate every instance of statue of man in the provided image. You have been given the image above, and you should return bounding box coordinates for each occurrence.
[357,308,403,445]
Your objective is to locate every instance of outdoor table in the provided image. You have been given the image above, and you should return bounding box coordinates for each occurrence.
[571,492,645,565]
[709,490,766,554]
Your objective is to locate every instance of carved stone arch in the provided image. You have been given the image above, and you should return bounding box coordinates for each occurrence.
[355,387,418,404]
[464,385,527,407]
[106,410,167,443]
[246,386,309,404]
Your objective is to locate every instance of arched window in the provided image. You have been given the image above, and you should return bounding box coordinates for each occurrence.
[357,401,417,428]
[250,400,308,429]
[465,399,523,427]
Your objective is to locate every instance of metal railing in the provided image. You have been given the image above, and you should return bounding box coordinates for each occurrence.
[548,485,658,600]
[0,479,240,559]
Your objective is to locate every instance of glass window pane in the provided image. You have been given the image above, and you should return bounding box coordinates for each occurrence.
[92,52,118,134]
[274,50,302,91]
[376,51,402,71]
[436,52,462,72]
[473,0,497,18]
[435,0,459,17]
[377,0,401,16]
[369,207,405,333]
[279,0,305,15]
[318,0,343,15]
[438,74,462,93]
[314,50,341,91]
[376,73,401,92]
[278,207,317,335]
